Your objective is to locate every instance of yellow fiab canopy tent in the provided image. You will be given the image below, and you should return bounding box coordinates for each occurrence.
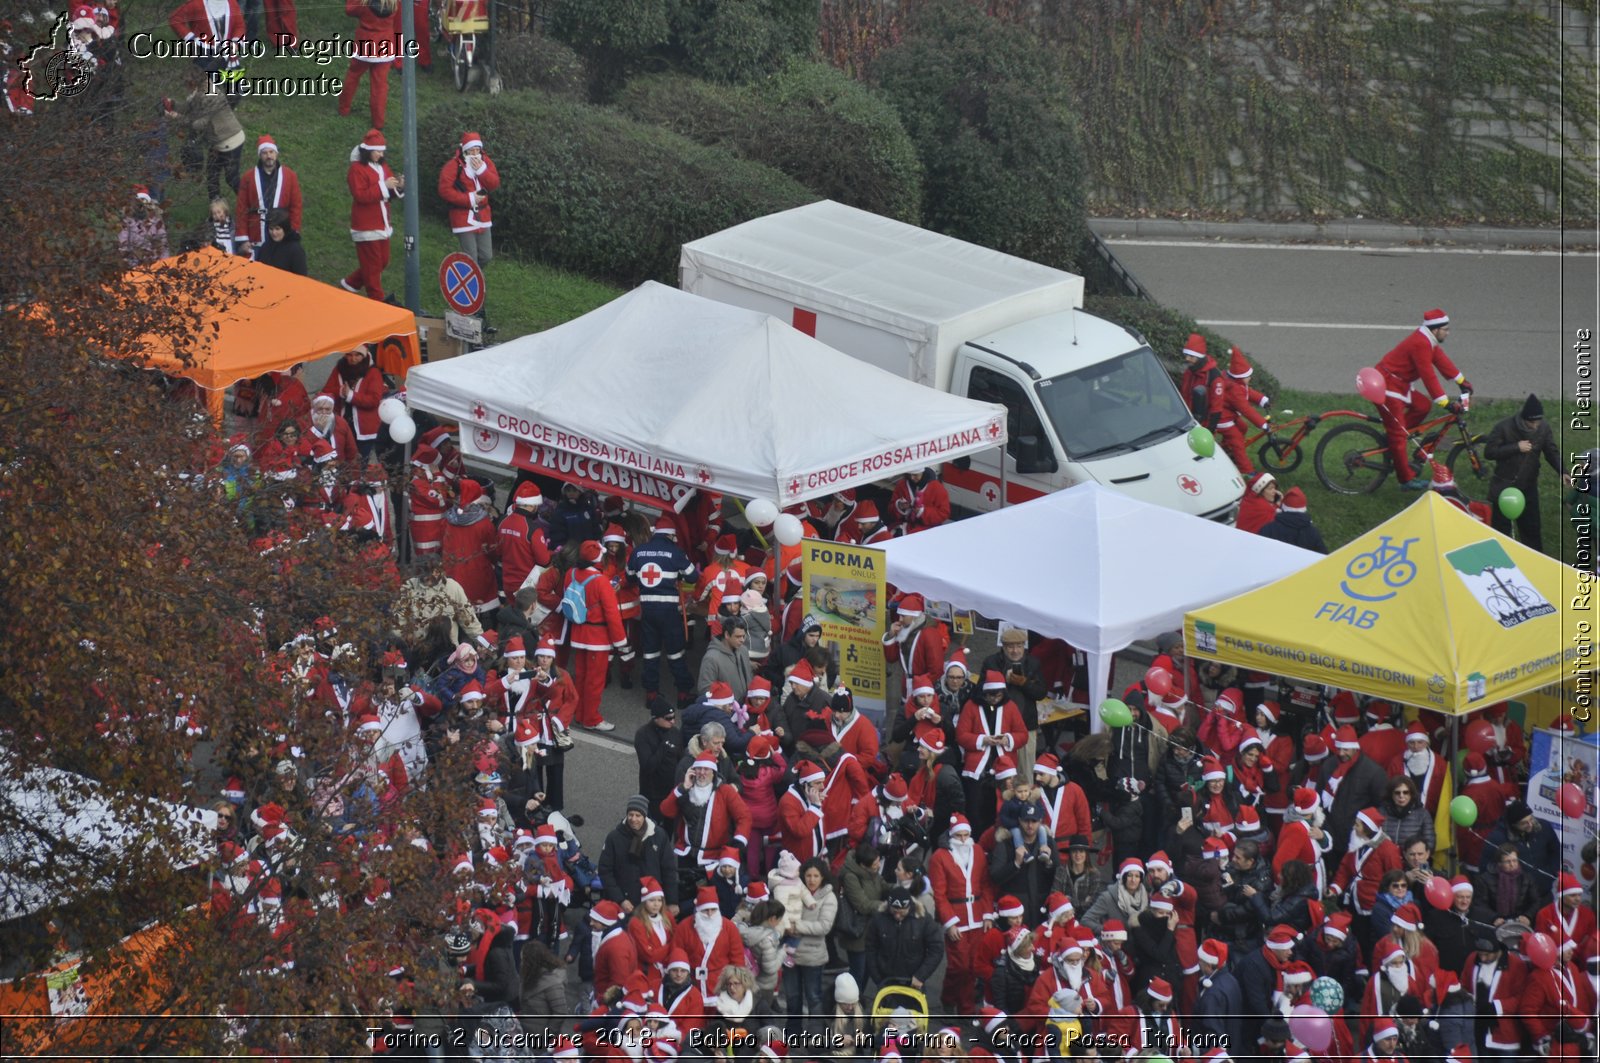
[1185,492,1592,715]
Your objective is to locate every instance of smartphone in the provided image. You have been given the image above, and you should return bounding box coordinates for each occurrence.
[1179,807,1193,828]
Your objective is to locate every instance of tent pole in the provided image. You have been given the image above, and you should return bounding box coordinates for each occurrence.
[998,444,1008,509]
[1448,712,1460,875]
[399,437,413,567]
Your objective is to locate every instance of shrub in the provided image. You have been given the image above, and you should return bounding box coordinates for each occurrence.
[1086,295,1279,396]
[870,0,1088,272]
[547,0,670,101]
[666,0,818,84]
[419,95,814,286]
[492,31,586,99]
[615,62,922,222]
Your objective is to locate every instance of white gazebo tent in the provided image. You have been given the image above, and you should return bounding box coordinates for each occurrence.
[403,282,1008,506]
[880,483,1320,728]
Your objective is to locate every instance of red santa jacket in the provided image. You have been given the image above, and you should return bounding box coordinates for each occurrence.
[1464,952,1527,1051]
[1273,819,1327,893]
[496,509,551,598]
[441,507,500,612]
[669,912,744,995]
[438,150,501,233]
[593,925,638,998]
[627,912,673,980]
[891,475,951,533]
[1180,356,1229,430]
[1238,490,1279,535]
[1223,378,1270,432]
[304,415,360,468]
[777,785,826,862]
[1358,725,1406,775]
[348,159,401,238]
[661,981,705,1035]
[408,471,448,551]
[928,842,994,930]
[344,0,397,59]
[340,489,396,550]
[661,783,752,862]
[1333,837,1401,915]
[829,709,879,765]
[1385,750,1448,811]
[600,550,639,621]
[1520,960,1594,1042]
[1376,326,1463,403]
[319,359,384,442]
[1536,901,1598,949]
[1037,779,1092,852]
[957,699,1028,779]
[821,752,871,845]
[236,162,303,244]
[562,564,629,653]
[168,0,244,46]
[882,619,950,681]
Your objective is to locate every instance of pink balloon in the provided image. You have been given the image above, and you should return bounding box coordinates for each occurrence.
[1355,367,1387,404]
[1558,782,1587,819]
[1424,874,1454,911]
[1144,666,1173,698]
[1289,1004,1334,1053]
[1524,931,1558,971]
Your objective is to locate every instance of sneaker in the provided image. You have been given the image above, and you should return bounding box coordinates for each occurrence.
[586,720,616,733]
[1400,477,1429,492]
[339,278,359,294]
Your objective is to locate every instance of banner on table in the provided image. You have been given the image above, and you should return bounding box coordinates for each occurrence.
[800,539,887,720]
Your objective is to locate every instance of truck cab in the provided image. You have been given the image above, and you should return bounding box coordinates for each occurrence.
[947,310,1245,521]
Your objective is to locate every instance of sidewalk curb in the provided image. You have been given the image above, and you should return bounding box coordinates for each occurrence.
[1090,216,1590,249]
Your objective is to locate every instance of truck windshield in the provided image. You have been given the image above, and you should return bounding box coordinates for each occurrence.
[1035,346,1193,461]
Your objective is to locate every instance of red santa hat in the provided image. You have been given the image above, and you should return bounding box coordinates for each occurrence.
[1255,700,1280,724]
[1198,939,1228,965]
[133,184,154,204]
[745,881,769,901]
[1558,872,1584,897]
[982,669,1008,692]
[356,714,384,735]
[482,845,509,869]
[916,726,946,754]
[1145,852,1172,876]
[218,840,248,866]
[691,750,719,771]
[1371,1021,1400,1044]
[259,877,284,906]
[793,759,827,786]
[947,813,972,837]
[910,674,936,697]
[502,636,526,658]
[1427,461,1456,491]
[1303,734,1330,762]
[716,847,741,869]
[882,774,910,803]
[1148,895,1174,913]
[577,540,603,565]
[1266,925,1299,951]
[996,895,1025,919]
[1355,806,1383,834]
[1202,1051,1231,1063]
[1329,691,1360,723]
[746,676,772,702]
[476,797,499,820]
[251,802,286,831]
[665,949,691,972]
[895,594,924,618]
[759,1044,787,1063]
[1147,977,1174,1002]
[1290,787,1319,816]
[510,481,542,508]
[1334,725,1361,751]
[854,499,880,524]
[1279,486,1307,513]
[944,648,970,676]
[992,754,1018,781]
[361,128,387,151]
[1462,750,1488,777]
[1321,911,1353,942]
[1238,729,1264,752]
[450,850,474,876]
[979,1006,1009,1034]
[1422,308,1449,327]
[457,680,485,704]
[1215,688,1243,716]
[712,533,736,557]
[1100,919,1128,941]
[1227,347,1253,379]
[1202,837,1230,861]
[590,900,622,926]
[705,682,735,707]
[1183,333,1208,359]
[747,734,775,761]
[534,638,557,660]
[553,1036,582,1060]
[1372,937,1404,965]
[512,828,535,851]
[1236,806,1262,832]
[1450,875,1473,895]
[1033,753,1062,778]
[788,659,816,689]
[695,886,720,911]
[221,777,247,803]
[533,825,558,846]
[652,515,678,537]
[1200,757,1227,782]
[1390,903,1422,932]
[1283,961,1314,986]
[460,130,484,151]
[1117,858,1144,879]
[637,876,664,902]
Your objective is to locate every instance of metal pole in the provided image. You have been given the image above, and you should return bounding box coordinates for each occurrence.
[400,0,422,313]
[998,443,1008,509]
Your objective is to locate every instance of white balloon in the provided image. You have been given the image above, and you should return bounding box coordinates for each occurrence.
[745,498,779,527]
[378,396,406,425]
[773,513,804,546]
[388,414,417,444]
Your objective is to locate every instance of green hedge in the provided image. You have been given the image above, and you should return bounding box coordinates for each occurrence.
[870,0,1088,272]
[666,0,819,85]
[615,62,923,222]
[1086,295,1280,397]
[419,95,814,286]
[492,32,587,100]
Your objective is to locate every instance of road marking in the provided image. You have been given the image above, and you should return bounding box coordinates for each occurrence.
[572,728,635,755]
[1199,320,1411,330]
[1103,238,1586,257]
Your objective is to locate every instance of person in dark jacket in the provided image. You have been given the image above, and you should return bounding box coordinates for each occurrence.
[252,207,307,275]
[459,911,520,1007]
[634,697,684,821]
[989,803,1057,925]
[864,887,945,990]
[1421,874,1478,975]
[987,926,1042,1015]
[1193,938,1244,1056]
[1481,393,1568,551]
[1256,486,1327,553]
[1483,798,1563,901]
[597,796,679,912]
[1127,895,1185,996]
[1318,727,1390,864]
[1469,842,1541,927]
[981,628,1049,770]
[1246,858,1320,934]
[1217,840,1275,948]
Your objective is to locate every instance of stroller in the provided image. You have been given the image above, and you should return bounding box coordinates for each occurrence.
[870,982,928,1041]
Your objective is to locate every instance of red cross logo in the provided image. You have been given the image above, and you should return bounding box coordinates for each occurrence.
[472,428,496,452]
[695,465,712,484]
[787,478,802,497]
[981,481,1000,504]
[637,563,665,588]
[1178,474,1202,495]
[986,418,1003,439]
[471,403,487,421]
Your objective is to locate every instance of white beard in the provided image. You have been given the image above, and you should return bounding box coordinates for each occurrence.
[1064,960,1086,988]
[1291,804,1325,828]
[695,910,723,947]
[951,837,974,858]
[1386,965,1410,993]
[885,804,904,822]
[1352,828,1380,851]
[1405,749,1431,775]
[226,874,253,895]
[688,782,713,807]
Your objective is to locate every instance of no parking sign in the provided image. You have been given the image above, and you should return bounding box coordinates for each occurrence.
[438,252,485,316]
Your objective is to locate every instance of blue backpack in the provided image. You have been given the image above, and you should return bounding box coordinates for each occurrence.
[559,573,596,624]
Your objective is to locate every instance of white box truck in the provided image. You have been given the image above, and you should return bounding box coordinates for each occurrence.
[680,200,1246,522]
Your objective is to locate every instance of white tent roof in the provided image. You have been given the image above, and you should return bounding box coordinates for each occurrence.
[881,484,1319,718]
[404,282,1007,505]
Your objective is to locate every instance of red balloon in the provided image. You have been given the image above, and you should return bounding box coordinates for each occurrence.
[1558,782,1588,819]
[1424,874,1454,911]
[1524,931,1558,971]
[1145,666,1173,698]
[1464,719,1497,755]
[1355,367,1387,404]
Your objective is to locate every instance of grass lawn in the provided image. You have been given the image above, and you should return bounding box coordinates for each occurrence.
[1259,389,1587,559]
[148,4,618,337]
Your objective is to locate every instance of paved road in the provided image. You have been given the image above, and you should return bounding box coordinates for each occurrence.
[1103,239,1599,400]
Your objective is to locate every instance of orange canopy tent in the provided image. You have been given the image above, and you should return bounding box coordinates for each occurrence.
[122,246,420,418]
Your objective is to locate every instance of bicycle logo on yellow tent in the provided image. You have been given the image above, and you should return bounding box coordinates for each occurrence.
[1339,536,1420,602]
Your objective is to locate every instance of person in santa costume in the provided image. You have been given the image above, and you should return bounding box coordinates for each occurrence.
[167,0,245,67]
[1476,701,1528,790]
[319,346,384,460]
[335,0,398,128]
[1360,938,1432,1044]
[587,899,637,999]
[1462,932,1527,1058]
[235,133,302,250]
[1321,726,1391,867]
[405,445,448,557]
[1373,309,1473,489]
[437,130,500,265]
[1521,933,1596,1054]
[1272,787,1331,896]
[890,467,950,535]
[1332,807,1401,936]
[927,812,994,1013]
[958,671,1028,838]
[303,393,359,470]
[825,684,878,766]
[1130,976,1183,1056]
[662,752,752,888]
[1455,750,1512,872]
[440,478,500,619]
[562,539,633,730]
[500,638,577,811]
[906,727,965,846]
[341,128,404,302]
[1192,938,1244,1054]
[1220,346,1273,471]
[777,760,827,864]
[624,876,673,985]
[881,594,949,691]
[1024,753,1090,860]
[1537,873,1597,952]
[338,461,395,550]
[670,885,745,996]
[657,949,706,1036]
[497,481,553,603]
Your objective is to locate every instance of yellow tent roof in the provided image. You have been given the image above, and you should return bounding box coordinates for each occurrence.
[1184,493,1591,714]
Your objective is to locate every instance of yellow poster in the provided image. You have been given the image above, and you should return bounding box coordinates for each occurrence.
[800,538,888,718]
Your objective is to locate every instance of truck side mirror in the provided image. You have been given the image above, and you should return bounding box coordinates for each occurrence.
[1014,434,1057,475]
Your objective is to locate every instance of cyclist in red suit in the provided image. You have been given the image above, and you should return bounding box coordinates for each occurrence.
[1374,309,1473,489]
[1220,347,1271,474]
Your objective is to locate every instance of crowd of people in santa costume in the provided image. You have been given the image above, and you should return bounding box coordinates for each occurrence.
[191,438,1596,1063]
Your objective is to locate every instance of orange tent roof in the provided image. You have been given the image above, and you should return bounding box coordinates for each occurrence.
[123,246,420,390]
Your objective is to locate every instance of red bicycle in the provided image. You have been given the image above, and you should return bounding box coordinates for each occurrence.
[1239,408,1376,475]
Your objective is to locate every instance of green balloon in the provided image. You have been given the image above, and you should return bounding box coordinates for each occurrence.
[1450,794,1478,827]
[1498,487,1526,520]
[1100,698,1133,728]
[1187,425,1216,458]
